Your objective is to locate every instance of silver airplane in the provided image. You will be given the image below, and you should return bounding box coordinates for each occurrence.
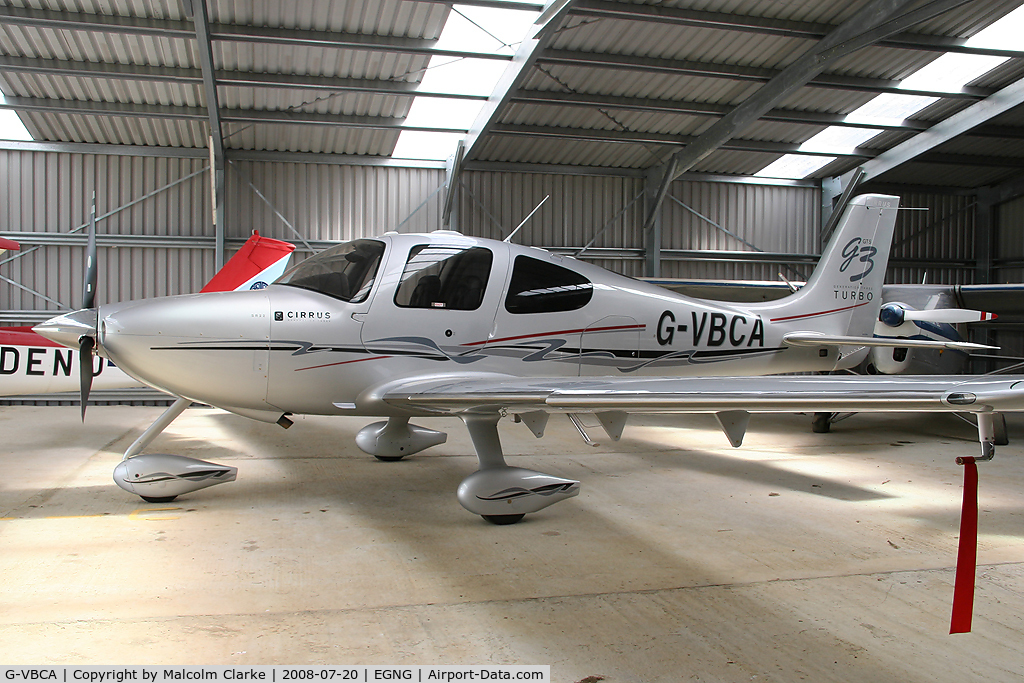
[34,194,1024,524]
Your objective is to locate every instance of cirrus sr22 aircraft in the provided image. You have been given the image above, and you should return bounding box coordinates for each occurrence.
[34,193,1024,525]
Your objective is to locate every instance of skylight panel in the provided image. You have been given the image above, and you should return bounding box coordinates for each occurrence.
[403,97,484,130]
[798,126,882,154]
[434,5,539,55]
[392,131,467,160]
[899,53,1008,93]
[844,93,938,126]
[417,57,510,97]
[0,109,32,141]
[394,4,542,162]
[755,6,1023,180]
[756,154,837,180]
[965,4,1024,49]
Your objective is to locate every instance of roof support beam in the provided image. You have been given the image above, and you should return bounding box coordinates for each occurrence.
[0,96,209,120]
[0,6,511,62]
[490,123,879,158]
[859,75,1024,181]
[0,5,195,39]
[453,0,577,204]
[641,0,970,235]
[0,140,209,158]
[0,55,487,101]
[537,50,994,100]
[569,0,1024,59]
[511,89,932,132]
[0,139,828,182]
[0,55,204,86]
[183,0,226,268]
[209,25,511,62]
[0,97,466,132]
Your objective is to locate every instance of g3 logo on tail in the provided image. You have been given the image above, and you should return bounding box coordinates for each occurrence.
[840,237,877,282]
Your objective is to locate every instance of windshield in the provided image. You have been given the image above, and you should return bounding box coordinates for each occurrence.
[276,239,385,303]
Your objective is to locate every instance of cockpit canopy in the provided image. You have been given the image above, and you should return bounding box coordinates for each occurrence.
[276,239,385,303]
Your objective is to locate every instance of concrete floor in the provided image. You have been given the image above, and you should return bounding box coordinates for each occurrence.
[1,405,1023,682]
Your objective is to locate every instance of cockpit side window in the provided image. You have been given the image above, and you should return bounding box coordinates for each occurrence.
[505,255,593,314]
[276,239,384,303]
[395,245,493,311]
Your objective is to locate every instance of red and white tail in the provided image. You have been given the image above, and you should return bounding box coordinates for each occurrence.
[201,232,295,293]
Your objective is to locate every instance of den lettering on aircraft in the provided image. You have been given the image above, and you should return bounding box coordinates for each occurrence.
[0,345,107,377]
[656,309,765,348]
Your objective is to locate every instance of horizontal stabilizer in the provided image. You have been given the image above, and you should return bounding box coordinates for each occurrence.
[782,332,995,352]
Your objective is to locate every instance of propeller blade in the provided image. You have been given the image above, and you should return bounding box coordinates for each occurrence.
[903,309,998,324]
[79,335,95,421]
[82,200,98,309]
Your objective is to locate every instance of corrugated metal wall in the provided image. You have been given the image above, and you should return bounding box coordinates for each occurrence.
[990,195,1024,363]
[228,162,447,245]
[0,148,998,326]
[659,180,819,281]
[996,194,1024,283]
[455,172,822,280]
[0,151,213,314]
[456,171,646,275]
[0,152,449,318]
[887,192,977,286]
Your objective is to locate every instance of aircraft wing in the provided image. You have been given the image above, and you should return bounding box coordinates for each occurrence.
[378,373,1024,416]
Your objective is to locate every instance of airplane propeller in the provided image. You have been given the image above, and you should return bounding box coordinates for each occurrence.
[879,302,997,327]
[78,196,100,420]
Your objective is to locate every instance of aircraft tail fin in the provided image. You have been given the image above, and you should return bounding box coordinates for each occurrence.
[756,193,899,338]
[200,232,295,293]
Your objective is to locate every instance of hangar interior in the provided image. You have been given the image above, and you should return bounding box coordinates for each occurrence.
[2,0,1024,679]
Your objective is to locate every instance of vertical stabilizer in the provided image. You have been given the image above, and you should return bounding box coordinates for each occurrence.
[758,194,899,338]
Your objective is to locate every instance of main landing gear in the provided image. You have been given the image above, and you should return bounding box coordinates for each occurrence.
[355,414,580,524]
[457,414,580,525]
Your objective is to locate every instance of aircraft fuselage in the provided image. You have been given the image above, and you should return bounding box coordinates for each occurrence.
[89,232,861,420]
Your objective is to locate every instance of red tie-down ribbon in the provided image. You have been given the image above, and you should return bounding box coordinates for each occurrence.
[950,456,978,634]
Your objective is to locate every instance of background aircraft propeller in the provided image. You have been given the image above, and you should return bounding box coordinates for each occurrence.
[879,302,996,327]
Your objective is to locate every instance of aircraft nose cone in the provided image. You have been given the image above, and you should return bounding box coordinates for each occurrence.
[33,308,98,348]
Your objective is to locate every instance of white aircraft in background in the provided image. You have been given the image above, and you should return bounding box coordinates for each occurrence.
[34,193,1024,527]
[0,232,294,398]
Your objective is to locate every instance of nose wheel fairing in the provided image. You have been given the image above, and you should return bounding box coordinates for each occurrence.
[113,453,237,501]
